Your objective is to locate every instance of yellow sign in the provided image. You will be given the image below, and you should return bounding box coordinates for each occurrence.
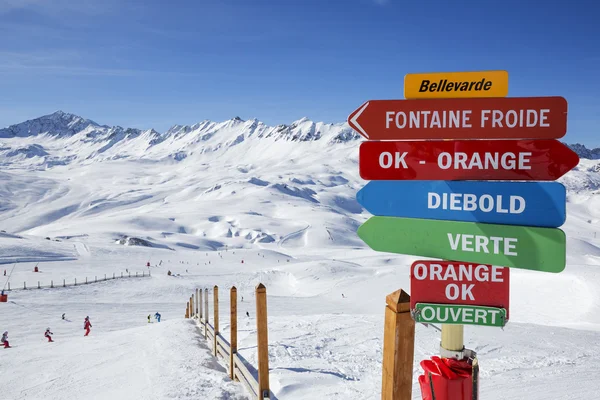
[404,70,509,99]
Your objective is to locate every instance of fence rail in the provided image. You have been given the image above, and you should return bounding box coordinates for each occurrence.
[185,283,272,400]
[3,270,151,292]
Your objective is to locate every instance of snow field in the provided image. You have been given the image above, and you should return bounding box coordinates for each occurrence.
[1,113,600,398]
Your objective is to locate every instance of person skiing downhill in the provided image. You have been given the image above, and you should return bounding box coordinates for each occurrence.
[147,314,151,323]
[84,316,92,336]
[2,331,9,348]
[45,328,54,342]
[154,312,161,322]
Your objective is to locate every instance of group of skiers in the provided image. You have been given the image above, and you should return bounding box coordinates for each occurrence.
[2,311,166,349]
[148,312,161,323]
[1,316,93,349]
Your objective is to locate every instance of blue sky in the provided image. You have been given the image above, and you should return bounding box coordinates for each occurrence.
[0,0,598,145]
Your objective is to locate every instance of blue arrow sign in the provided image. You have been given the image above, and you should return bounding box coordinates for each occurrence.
[356,181,566,228]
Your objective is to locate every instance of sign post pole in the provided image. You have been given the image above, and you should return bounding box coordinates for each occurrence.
[441,324,464,358]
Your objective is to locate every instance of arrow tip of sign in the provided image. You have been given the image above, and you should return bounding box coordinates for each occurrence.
[355,185,367,204]
[347,101,370,139]
[561,144,581,176]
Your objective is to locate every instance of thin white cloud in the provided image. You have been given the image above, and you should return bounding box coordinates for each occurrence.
[0,55,207,78]
[0,0,117,16]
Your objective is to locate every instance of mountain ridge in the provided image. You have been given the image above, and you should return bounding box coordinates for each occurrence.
[0,110,597,161]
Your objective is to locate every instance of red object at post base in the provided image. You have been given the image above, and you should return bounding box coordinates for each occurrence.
[359,139,579,181]
[419,356,474,400]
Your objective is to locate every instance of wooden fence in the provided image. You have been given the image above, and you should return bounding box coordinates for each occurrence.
[185,283,272,400]
[3,270,151,292]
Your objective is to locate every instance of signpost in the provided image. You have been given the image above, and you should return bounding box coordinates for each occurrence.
[349,70,580,400]
[410,261,510,318]
[404,70,509,99]
[348,96,568,140]
[356,180,566,227]
[358,139,579,181]
[357,216,566,273]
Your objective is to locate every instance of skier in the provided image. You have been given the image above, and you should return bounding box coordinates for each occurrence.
[154,312,161,322]
[147,314,151,323]
[2,331,9,348]
[246,311,250,318]
[84,316,92,336]
[62,313,65,320]
[45,328,54,342]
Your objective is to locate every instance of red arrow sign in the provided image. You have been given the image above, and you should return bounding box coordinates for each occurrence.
[359,139,579,181]
[410,260,510,319]
[348,96,568,140]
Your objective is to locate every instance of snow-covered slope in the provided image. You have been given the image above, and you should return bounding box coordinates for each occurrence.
[1,111,600,399]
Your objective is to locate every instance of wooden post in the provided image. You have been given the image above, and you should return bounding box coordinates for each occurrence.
[185,302,189,318]
[381,289,415,400]
[191,294,195,317]
[204,288,209,339]
[63,279,65,287]
[230,286,237,379]
[194,288,200,319]
[38,281,40,289]
[24,282,26,289]
[51,280,54,288]
[199,288,203,322]
[256,283,270,400]
[213,285,219,357]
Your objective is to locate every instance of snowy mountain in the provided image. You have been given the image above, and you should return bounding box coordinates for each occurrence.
[2,111,597,168]
[568,143,600,160]
[0,110,104,138]
[1,111,600,399]
[0,111,360,169]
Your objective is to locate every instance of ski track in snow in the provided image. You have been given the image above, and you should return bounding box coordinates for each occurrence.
[278,223,311,249]
[1,118,600,399]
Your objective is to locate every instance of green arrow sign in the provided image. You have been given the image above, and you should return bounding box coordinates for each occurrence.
[414,303,507,327]
[357,216,566,273]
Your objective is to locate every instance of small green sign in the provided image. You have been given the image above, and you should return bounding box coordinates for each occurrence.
[414,303,507,327]
[357,216,566,273]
